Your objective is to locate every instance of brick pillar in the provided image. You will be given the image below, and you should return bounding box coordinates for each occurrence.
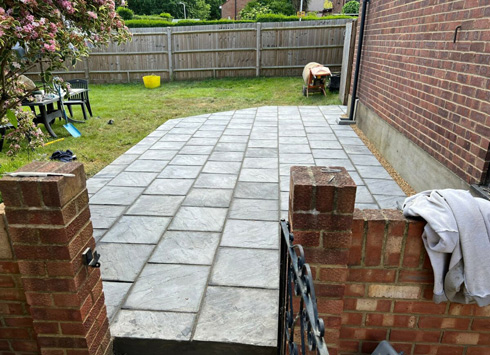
[0,204,39,354]
[0,162,111,355]
[289,166,356,354]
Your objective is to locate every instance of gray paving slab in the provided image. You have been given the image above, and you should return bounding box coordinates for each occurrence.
[183,188,233,207]
[179,145,214,155]
[111,310,195,341]
[209,151,244,162]
[248,139,278,148]
[229,199,278,221]
[170,154,208,166]
[124,264,209,312]
[108,172,157,187]
[364,178,405,196]
[239,168,278,183]
[243,157,278,169]
[194,287,278,347]
[93,164,127,179]
[90,186,144,206]
[215,142,247,152]
[145,179,194,195]
[150,141,187,150]
[126,195,184,216]
[111,154,140,165]
[234,182,279,200]
[89,205,126,229]
[86,178,111,194]
[101,216,170,244]
[140,150,178,160]
[357,165,393,179]
[211,248,279,288]
[219,135,249,143]
[194,173,238,189]
[150,231,220,265]
[245,148,278,158]
[103,281,132,320]
[169,206,228,232]
[158,165,202,179]
[98,243,154,282]
[88,105,408,352]
[125,159,169,172]
[221,220,279,249]
[202,161,241,174]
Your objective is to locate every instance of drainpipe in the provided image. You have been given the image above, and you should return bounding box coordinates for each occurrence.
[340,0,370,124]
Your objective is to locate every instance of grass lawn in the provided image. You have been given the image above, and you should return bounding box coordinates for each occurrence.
[0,76,341,178]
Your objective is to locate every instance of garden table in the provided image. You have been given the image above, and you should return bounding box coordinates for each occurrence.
[22,88,88,138]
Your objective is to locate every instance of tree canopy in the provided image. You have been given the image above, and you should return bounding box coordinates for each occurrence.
[0,0,130,154]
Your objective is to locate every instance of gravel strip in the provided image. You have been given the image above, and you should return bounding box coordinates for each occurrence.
[351,125,416,196]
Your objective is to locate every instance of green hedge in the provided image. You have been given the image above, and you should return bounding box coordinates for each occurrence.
[255,13,353,22]
[124,14,354,27]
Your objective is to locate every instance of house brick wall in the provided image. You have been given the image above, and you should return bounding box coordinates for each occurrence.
[288,166,490,355]
[221,0,251,19]
[353,0,490,185]
[0,162,112,355]
[0,205,39,354]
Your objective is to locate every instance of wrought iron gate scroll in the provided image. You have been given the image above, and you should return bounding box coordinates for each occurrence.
[278,220,329,355]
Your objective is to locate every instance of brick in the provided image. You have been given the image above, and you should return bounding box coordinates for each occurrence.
[344,284,365,297]
[354,299,391,312]
[399,269,434,283]
[0,328,30,339]
[291,231,320,247]
[366,314,416,328]
[394,301,446,314]
[419,316,471,330]
[367,285,420,299]
[467,347,490,355]
[10,339,39,352]
[317,299,344,315]
[442,332,480,345]
[348,269,396,283]
[318,267,348,282]
[414,344,465,355]
[341,312,363,326]
[303,248,349,265]
[322,232,351,248]
[390,329,441,342]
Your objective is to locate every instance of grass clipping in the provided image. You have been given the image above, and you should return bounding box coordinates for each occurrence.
[351,125,416,197]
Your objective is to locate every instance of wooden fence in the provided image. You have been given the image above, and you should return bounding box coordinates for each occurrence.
[27,19,354,83]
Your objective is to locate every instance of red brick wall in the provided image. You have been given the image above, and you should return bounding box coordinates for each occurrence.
[221,0,252,19]
[289,166,490,355]
[354,0,490,184]
[0,205,39,354]
[0,162,112,355]
[340,210,490,355]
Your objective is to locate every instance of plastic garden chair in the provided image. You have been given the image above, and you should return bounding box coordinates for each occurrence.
[65,79,92,120]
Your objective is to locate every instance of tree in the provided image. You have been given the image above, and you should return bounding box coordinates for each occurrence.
[0,0,131,155]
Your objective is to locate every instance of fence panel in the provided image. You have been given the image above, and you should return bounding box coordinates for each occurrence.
[26,19,353,83]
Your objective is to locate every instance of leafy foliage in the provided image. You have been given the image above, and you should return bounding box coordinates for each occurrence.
[342,0,359,14]
[127,0,211,20]
[160,12,173,20]
[239,0,294,20]
[0,0,131,155]
[117,6,135,20]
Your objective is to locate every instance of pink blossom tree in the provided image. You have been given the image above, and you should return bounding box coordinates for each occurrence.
[0,0,131,155]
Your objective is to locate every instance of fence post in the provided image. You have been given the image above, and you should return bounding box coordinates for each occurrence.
[0,161,112,355]
[288,166,356,354]
[167,27,174,81]
[256,23,261,77]
[84,57,90,81]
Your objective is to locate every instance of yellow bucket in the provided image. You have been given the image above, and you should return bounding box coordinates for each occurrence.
[143,75,161,89]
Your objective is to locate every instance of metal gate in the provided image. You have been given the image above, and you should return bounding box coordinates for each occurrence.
[278,220,329,355]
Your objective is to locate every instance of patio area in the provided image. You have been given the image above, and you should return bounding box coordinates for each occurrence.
[86,105,406,353]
